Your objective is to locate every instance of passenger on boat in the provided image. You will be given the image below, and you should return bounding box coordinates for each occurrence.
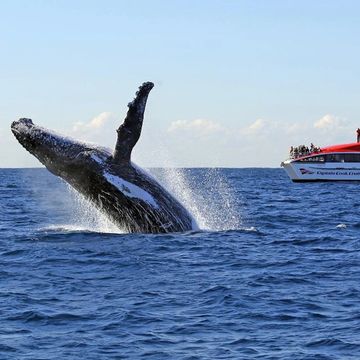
[289,143,321,159]
[357,128,360,143]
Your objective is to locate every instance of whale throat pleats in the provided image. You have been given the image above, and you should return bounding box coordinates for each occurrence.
[113,82,154,164]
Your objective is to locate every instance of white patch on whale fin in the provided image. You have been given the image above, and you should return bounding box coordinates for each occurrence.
[104,172,159,208]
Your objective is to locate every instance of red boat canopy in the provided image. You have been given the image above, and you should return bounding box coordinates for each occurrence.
[319,142,360,154]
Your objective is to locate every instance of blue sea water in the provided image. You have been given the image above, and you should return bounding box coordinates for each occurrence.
[1,168,360,359]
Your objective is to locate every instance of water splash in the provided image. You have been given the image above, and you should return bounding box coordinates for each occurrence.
[66,185,124,234]
[149,167,242,231]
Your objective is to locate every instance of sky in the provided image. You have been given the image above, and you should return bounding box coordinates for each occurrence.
[1,0,360,168]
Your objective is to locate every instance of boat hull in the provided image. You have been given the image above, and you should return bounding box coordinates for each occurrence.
[282,161,360,182]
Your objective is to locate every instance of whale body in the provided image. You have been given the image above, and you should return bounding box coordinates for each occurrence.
[11,82,197,233]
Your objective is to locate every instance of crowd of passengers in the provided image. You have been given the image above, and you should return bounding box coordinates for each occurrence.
[289,143,321,159]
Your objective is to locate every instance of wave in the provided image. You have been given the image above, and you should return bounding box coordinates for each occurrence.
[38,224,124,235]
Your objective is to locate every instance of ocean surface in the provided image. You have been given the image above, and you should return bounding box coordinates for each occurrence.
[1,167,360,359]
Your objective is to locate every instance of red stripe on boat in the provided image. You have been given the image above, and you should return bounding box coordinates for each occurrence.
[319,143,360,153]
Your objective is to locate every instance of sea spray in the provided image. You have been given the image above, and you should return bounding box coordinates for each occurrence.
[137,140,242,231]
[149,167,242,231]
[66,185,124,234]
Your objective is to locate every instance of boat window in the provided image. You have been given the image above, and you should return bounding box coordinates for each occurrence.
[325,153,360,162]
[326,154,345,162]
[344,153,360,162]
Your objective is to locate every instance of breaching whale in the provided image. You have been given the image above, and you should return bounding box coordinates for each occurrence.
[11,82,197,233]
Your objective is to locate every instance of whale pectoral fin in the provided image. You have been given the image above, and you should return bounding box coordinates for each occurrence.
[113,82,154,164]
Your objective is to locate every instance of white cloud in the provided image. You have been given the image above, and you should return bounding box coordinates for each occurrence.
[249,118,266,131]
[240,118,281,136]
[313,114,346,130]
[167,119,223,136]
[245,118,268,134]
[72,112,113,133]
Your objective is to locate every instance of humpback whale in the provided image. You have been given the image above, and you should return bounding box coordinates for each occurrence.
[11,82,197,233]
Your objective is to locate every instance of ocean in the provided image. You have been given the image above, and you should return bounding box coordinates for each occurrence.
[0,168,359,359]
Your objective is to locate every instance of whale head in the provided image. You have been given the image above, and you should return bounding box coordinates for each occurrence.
[11,118,111,177]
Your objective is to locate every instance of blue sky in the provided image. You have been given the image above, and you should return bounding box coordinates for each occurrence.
[1,0,359,167]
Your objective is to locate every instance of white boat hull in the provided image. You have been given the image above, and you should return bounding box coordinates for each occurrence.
[282,161,360,181]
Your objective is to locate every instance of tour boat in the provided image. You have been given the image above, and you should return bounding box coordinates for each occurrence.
[281,142,360,182]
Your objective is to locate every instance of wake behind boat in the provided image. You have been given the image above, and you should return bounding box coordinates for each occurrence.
[281,142,360,182]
